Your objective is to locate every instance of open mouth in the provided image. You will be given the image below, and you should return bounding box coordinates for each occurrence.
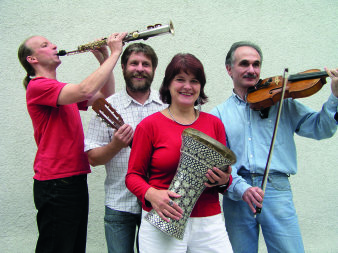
[179,92,193,96]
[133,74,147,80]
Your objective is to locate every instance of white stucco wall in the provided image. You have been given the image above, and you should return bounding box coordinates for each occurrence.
[1,0,337,252]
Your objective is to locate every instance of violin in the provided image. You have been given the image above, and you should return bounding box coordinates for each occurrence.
[247,69,328,110]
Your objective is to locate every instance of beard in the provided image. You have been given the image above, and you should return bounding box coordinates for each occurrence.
[123,69,154,93]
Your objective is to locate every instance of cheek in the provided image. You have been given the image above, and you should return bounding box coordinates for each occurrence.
[168,83,175,96]
[195,85,201,94]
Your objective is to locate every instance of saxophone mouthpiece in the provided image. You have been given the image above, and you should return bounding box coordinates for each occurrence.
[56,50,67,56]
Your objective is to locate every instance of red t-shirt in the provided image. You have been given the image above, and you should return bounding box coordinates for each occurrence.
[26,77,90,180]
[126,111,230,217]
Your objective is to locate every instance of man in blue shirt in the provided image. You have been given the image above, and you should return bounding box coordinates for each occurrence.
[211,41,338,253]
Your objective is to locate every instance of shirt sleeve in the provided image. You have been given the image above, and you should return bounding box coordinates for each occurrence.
[27,78,66,107]
[211,106,251,200]
[85,111,111,152]
[290,94,338,139]
[77,100,88,111]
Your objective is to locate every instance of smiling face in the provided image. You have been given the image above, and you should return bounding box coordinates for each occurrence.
[25,36,61,68]
[227,46,261,90]
[122,52,155,93]
[169,71,201,108]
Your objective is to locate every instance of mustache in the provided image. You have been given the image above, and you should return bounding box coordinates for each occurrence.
[132,73,149,78]
[243,74,257,79]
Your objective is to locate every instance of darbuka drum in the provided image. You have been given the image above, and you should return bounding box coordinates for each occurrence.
[145,128,236,240]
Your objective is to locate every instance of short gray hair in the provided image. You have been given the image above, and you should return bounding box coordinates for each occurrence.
[225,41,263,67]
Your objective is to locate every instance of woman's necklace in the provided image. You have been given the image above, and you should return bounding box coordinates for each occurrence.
[167,106,199,126]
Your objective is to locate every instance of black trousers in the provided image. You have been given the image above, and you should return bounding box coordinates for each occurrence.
[33,174,89,253]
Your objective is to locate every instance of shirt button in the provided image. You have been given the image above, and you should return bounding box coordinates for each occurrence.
[248,138,252,141]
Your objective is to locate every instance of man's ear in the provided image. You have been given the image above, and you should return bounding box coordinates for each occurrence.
[26,55,37,64]
[226,65,232,78]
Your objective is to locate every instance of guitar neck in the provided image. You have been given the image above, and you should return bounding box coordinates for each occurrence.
[92,98,133,148]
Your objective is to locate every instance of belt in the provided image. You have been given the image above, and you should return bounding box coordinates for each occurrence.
[238,170,289,178]
[51,174,87,185]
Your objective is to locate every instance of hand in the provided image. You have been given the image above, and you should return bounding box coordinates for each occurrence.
[145,187,183,223]
[325,67,338,98]
[106,32,127,56]
[242,187,264,213]
[204,166,232,187]
[90,37,109,64]
[113,124,133,148]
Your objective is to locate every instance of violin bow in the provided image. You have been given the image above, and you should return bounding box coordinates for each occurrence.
[255,68,289,215]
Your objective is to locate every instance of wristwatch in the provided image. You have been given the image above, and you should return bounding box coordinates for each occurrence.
[216,181,230,193]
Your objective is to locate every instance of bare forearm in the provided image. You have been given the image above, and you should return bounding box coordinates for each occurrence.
[100,72,115,98]
[57,51,121,105]
[87,140,123,166]
[79,52,120,100]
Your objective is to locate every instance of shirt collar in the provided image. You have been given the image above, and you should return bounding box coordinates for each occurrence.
[121,88,164,109]
[232,89,247,105]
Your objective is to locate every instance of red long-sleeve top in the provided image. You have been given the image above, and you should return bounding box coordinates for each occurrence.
[126,111,232,217]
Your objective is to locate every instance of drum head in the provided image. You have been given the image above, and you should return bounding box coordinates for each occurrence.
[182,128,236,165]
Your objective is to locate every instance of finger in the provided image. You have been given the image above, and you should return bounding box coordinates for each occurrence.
[127,134,133,144]
[163,202,183,220]
[167,192,183,214]
[119,32,128,40]
[325,67,337,79]
[212,167,224,174]
[249,188,263,202]
[205,182,218,188]
[243,195,258,213]
[117,124,132,135]
[205,169,222,186]
[247,200,256,213]
[157,210,170,223]
[167,190,181,199]
[205,169,219,181]
[250,195,262,208]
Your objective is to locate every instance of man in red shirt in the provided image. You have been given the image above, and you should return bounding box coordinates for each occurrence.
[18,32,126,253]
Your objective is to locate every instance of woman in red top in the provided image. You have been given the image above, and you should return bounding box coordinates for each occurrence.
[126,53,233,252]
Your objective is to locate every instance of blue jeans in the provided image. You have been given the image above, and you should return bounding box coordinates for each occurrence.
[223,172,304,253]
[34,174,89,253]
[104,206,141,253]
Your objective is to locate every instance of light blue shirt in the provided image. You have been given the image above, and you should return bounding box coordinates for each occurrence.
[211,92,338,201]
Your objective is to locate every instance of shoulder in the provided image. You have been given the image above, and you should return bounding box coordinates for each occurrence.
[27,77,66,92]
[210,97,232,112]
[140,111,163,125]
[137,112,168,131]
[134,112,165,138]
[26,77,67,106]
[210,97,237,119]
[149,89,166,105]
[106,90,124,102]
[199,112,224,125]
[104,91,130,111]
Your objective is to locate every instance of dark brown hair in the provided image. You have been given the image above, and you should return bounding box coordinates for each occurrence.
[159,53,208,106]
[121,43,158,70]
